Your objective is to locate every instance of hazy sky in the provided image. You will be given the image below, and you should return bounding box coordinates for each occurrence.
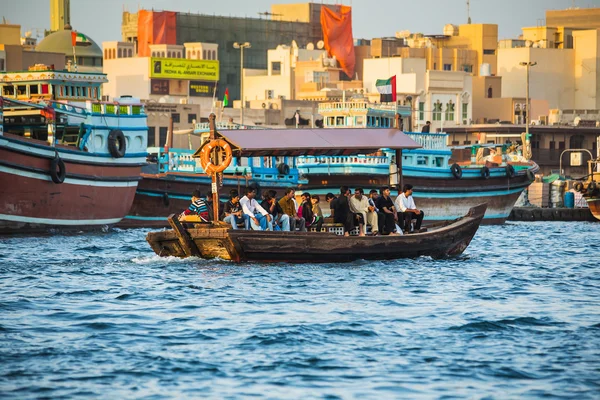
[1,0,597,44]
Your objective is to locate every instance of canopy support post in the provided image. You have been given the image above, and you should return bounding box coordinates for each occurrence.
[209,113,220,223]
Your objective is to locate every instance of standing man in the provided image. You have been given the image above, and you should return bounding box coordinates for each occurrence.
[240,187,272,230]
[376,186,400,235]
[278,188,306,231]
[421,121,431,133]
[395,184,425,233]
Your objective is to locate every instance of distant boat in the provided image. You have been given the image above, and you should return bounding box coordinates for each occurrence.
[296,99,539,224]
[0,66,147,233]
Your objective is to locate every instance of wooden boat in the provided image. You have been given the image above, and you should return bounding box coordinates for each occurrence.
[0,66,147,234]
[147,204,486,262]
[145,115,488,262]
[574,157,600,221]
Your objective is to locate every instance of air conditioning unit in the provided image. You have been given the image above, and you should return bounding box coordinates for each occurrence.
[180,98,188,104]
[266,90,274,99]
[539,115,548,125]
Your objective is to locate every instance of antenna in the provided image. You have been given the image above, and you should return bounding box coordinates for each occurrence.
[258,11,282,18]
[467,0,471,24]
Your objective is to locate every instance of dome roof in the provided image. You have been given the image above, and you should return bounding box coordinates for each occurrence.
[36,29,102,58]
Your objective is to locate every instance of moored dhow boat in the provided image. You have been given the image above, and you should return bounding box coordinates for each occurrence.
[146,115,488,262]
[0,66,147,233]
[574,157,600,221]
[296,99,538,224]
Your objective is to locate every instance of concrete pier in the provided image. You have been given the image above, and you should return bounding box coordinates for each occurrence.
[508,207,597,222]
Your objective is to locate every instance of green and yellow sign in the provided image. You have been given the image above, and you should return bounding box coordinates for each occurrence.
[150,58,219,81]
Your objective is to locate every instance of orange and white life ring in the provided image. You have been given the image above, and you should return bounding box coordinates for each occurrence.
[200,139,233,175]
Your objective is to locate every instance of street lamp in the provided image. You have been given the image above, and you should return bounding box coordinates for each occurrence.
[233,42,251,125]
[519,61,537,137]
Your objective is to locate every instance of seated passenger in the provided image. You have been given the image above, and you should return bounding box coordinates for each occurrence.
[395,184,425,233]
[222,189,244,229]
[330,186,354,236]
[299,192,323,232]
[350,187,379,236]
[311,195,324,231]
[369,189,385,235]
[179,189,209,222]
[376,186,400,235]
[278,187,306,231]
[261,191,290,231]
[239,187,272,230]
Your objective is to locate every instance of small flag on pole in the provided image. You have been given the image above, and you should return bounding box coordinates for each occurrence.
[375,76,397,103]
[223,88,229,107]
[71,31,92,47]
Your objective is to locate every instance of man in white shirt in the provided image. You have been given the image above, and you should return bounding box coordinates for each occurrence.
[239,187,272,230]
[395,184,425,233]
[350,188,379,236]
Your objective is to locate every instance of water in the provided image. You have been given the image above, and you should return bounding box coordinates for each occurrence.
[1,222,599,399]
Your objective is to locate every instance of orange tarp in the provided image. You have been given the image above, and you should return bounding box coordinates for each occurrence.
[137,10,177,57]
[320,5,355,79]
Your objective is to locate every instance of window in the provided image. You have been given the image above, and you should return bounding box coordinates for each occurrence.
[128,49,132,57]
[148,127,156,147]
[171,113,180,123]
[203,50,207,59]
[29,84,39,95]
[487,87,493,98]
[483,49,496,55]
[416,156,429,166]
[419,102,424,121]
[118,48,122,58]
[443,63,452,71]
[463,140,472,145]
[188,113,197,123]
[549,141,556,150]
[558,141,565,150]
[159,127,168,147]
[16,85,26,95]
[445,101,455,121]
[271,61,281,75]
[462,103,468,121]
[432,100,442,121]
[433,62,437,70]
[462,64,473,73]
[2,86,14,96]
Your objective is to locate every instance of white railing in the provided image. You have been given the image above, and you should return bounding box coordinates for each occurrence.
[194,122,266,132]
[406,132,448,150]
[297,155,389,166]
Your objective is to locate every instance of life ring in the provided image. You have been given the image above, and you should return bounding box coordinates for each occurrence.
[108,130,126,158]
[277,163,290,175]
[450,163,462,179]
[573,182,583,192]
[50,155,66,184]
[505,164,516,178]
[199,139,233,175]
[480,166,490,179]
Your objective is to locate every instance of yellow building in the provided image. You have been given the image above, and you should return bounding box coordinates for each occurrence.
[546,7,600,30]
[50,0,71,33]
[399,23,498,76]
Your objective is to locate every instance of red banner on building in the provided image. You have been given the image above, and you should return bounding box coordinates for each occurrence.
[137,10,177,57]
[320,5,355,79]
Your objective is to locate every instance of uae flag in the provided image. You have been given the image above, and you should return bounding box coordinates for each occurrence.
[376,76,397,103]
[223,88,229,107]
[71,31,92,47]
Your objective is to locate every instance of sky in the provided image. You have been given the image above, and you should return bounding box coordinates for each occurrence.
[1,0,598,44]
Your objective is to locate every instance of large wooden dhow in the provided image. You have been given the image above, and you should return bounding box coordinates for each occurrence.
[146,116,488,263]
[574,157,600,221]
[0,67,147,233]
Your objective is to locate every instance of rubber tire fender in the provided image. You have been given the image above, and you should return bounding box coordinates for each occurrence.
[505,164,516,178]
[450,163,462,179]
[573,182,583,192]
[588,181,598,192]
[277,163,290,175]
[481,166,490,179]
[50,156,66,184]
[108,130,126,158]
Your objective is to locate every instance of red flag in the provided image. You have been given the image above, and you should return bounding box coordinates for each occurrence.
[320,5,355,79]
[71,31,77,47]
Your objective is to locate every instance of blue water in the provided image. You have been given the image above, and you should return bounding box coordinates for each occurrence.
[1,222,599,399]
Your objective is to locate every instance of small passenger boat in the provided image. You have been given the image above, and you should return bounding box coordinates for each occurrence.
[145,115,488,263]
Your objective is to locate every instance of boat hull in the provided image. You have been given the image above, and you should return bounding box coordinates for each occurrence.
[146,204,487,263]
[0,134,142,234]
[586,196,600,221]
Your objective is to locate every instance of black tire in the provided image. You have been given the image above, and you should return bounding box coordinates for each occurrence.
[50,156,66,184]
[505,164,516,178]
[277,163,290,175]
[108,130,126,158]
[450,163,462,179]
[480,166,490,179]
[574,182,583,192]
[526,169,535,182]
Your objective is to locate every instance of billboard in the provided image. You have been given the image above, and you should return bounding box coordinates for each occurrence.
[150,58,219,81]
[189,81,217,97]
[150,79,169,95]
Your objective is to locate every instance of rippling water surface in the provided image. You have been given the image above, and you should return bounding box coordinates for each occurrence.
[1,222,599,399]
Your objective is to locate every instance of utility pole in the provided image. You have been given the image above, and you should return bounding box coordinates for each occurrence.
[519,61,537,138]
[233,42,251,125]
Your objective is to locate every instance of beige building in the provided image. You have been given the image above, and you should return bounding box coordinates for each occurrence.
[546,7,600,30]
[498,28,599,110]
[0,23,65,72]
[363,57,472,132]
